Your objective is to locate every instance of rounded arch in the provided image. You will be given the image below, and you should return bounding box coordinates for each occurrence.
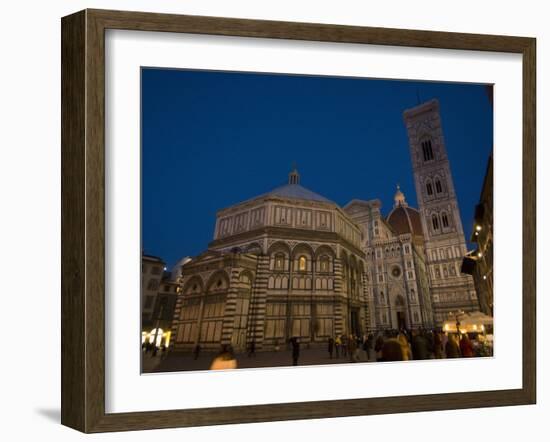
[419,134,435,162]
[267,240,291,256]
[268,241,291,272]
[395,294,406,307]
[431,213,441,231]
[425,177,434,196]
[239,269,255,285]
[205,270,230,293]
[441,211,450,228]
[433,175,444,194]
[291,242,315,259]
[182,275,204,295]
[314,245,336,260]
[244,242,263,255]
[292,243,314,272]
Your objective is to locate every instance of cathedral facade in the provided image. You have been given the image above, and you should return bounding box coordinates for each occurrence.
[169,99,477,352]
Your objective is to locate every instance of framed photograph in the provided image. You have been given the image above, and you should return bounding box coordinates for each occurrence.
[61,9,536,433]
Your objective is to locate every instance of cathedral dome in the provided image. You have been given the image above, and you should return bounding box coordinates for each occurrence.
[262,183,333,203]
[387,205,423,236]
[257,166,334,204]
[386,185,424,236]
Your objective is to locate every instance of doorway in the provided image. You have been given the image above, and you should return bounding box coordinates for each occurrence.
[350,309,361,336]
[396,311,407,330]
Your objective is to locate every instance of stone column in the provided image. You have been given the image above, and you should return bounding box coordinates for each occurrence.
[246,255,270,349]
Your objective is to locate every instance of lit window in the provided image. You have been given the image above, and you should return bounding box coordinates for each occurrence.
[274,253,285,271]
[298,256,307,271]
[320,256,330,272]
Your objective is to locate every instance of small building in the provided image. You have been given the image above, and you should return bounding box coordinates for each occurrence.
[141,254,165,324]
[461,153,493,316]
[144,278,179,348]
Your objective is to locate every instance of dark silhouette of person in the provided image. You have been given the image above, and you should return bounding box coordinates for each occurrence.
[290,337,300,366]
[328,337,334,359]
[460,334,475,357]
[248,340,256,357]
[193,343,202,360]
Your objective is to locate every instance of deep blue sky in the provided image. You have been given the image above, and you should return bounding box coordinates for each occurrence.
[142,68,493,269]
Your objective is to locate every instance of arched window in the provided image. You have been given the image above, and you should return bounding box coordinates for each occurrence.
[435,179,443,193]
[432,214,440,230]
[298,256,307,272]
[274,253,285,271]
[441,212,449,228]
[426,182,433,196]
[422,139,434,161]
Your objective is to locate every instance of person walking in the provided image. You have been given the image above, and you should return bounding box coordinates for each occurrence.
[193,343,202,360]
[433,330,443,359]
[334,335,341,358]
[460,334,475,357]
[441,332,449,358]
[328,337,334,359]
[290,337,300,366]
[361,334,370,361]
[247,340,256,357]
[341,334,348,358]
[366,334,375,362]
[348,334,358,362]
[374,333,385,362]
[397,331,412,361]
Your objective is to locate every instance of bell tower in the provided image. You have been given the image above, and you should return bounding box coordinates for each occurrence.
[403,99,477,324]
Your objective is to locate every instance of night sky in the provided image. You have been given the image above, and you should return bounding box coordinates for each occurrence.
[142,68,493,269]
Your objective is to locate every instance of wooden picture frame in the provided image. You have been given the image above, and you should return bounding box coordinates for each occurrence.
[61,8,536,433]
